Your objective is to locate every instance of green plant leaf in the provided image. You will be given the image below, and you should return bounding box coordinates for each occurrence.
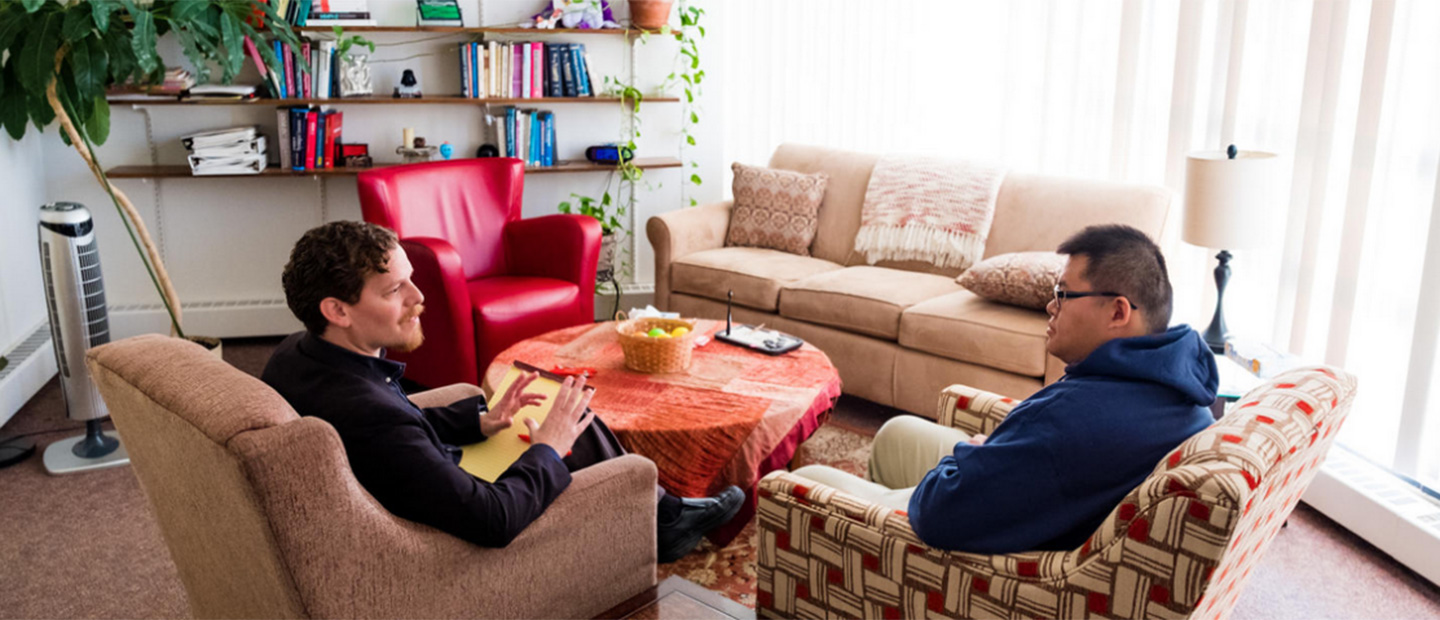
[17,13,61,93]
[173,0,208,23]
[62,6,93,42]
[88,93,110,145]
[685,89,692,103]
[130,10,158,76]
[0,69,28,140]
[0,10,28,55]
[690,173,701,185]
[690,111,698,124]
[91,0,118,31]
[219,12,244,81]
[103,22,136,84]
[27,89,55,129]
[21,0,45,14]
[68,35,100,99]
[686,134,696,146]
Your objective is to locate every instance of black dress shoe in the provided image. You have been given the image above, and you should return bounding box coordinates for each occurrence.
[657,485,745,563]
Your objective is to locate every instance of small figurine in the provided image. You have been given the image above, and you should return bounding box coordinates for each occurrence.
[439,142,453,160]
[413,136,427,148]
[394,69,422,98]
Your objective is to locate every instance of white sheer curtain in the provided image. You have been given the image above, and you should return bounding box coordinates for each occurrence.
[719,0,1440,488]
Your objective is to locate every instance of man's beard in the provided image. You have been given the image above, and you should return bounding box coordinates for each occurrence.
[395,305,426,353]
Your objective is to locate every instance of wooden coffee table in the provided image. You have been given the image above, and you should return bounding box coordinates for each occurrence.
[485,319,841,544]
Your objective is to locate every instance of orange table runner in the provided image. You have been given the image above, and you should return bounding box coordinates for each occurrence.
[485,320,842,498]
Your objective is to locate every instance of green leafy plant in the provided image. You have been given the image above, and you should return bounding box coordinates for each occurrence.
[0,0,304,338]
[672,0,704,206]
[331,25,375,57]
[559,192,625,237]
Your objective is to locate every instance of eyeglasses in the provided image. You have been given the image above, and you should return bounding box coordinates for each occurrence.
[1053,285,1139,311]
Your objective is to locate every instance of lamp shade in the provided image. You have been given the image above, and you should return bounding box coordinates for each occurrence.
[1182,149,1279,250]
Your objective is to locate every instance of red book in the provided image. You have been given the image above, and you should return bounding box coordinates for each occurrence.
[323,110,342,169]
[304,110,318,171]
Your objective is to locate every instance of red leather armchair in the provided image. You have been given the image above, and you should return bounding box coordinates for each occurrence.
[358,158,601,389]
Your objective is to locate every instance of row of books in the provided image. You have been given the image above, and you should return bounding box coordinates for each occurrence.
[461,42,596,99]
[182,127,268,176]
[244,37,340,100]
[276,107,345,171]
[493,107,558,167]
[271,0,376,27]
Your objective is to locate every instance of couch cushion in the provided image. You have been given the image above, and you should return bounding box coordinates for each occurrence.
[779,267,962,340]
[671,247,844,312]
[725,163,828,256]
[957,251,1066,310]
[899,289,1050,376]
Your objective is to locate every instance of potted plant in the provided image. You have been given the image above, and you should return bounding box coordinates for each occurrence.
[559,191,626,279]
[332,26,375,98]
[0,0,305,348]
[628,0,674,30]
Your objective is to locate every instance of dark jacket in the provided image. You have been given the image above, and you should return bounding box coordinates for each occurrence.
[261,332,570,547]
[907,325,1217,553]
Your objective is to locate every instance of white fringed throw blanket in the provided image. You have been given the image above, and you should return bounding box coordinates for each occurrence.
[853,155,1007,270]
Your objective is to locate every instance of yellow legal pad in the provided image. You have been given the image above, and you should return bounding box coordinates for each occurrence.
[459,362,588,482]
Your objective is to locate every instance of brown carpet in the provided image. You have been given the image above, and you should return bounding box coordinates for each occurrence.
[1,336,1438,619]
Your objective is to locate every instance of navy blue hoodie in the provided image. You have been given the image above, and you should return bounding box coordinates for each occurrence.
[907,325,1217,553]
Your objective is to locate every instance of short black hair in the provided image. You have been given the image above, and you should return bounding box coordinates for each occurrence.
[281,221,399,335]
[1056,224,1172,334]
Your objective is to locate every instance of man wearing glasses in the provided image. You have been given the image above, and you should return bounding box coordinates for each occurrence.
[791,224,1217,553]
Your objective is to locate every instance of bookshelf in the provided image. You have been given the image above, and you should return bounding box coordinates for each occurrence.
[105,158,681,179]
[293,26,678,37]
[107,96,677,106]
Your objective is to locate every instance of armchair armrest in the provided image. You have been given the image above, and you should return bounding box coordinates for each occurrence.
[504,214,601,286]
[646,200,733,309]
[400,237,478,388]
[936,384,1019,435]
[409,383,483,408]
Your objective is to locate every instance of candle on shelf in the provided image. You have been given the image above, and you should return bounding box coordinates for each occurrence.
[403,128,415,150]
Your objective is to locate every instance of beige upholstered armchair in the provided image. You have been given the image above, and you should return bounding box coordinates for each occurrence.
[86,335,657,620]
[757,366,1356,619]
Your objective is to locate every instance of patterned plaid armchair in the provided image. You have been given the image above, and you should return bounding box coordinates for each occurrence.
[757,366,1356,619]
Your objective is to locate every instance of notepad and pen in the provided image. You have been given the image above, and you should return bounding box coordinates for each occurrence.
[458,361,594,482]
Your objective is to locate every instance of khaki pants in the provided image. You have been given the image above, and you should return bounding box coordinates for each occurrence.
[792,416,971,511]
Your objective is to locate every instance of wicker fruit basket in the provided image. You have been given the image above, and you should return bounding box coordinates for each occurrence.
[615,313,697,373]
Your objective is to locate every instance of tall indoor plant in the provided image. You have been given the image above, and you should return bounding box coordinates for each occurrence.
[0,0,304,339]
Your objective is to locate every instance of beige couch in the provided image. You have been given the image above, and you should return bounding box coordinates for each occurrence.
[87,335,657,619]
[648,144,1170,418]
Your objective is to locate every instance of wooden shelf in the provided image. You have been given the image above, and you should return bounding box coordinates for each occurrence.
[107,95,677,106]
[105,158,681,179]
[293,26,675,37]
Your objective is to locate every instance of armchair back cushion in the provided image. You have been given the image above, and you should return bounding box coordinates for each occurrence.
[358,158,525,281]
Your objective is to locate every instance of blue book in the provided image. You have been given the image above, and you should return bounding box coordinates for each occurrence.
[274,41,288,98]
[504,107,516,157]
[315,112,326,168]
[529,112,540,165]
[556,43,575,97]
[471,42,480,98]
[540,111,555,166]
[571,44,591,96]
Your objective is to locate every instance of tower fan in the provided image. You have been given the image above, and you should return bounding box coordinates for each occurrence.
[37,202,129,474]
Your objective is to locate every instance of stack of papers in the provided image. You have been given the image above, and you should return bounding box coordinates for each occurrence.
[188,84,258,99]
[182,126,268,176]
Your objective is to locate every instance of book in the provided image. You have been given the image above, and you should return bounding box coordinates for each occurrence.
[531,42,544,99]
[546,44,563,97]
[457,362,596,483]
[289,108,306,170]
[188,136,267,158]
[314,111,326,168]
[572,43,593,96]
[304,109,318,171]
[300,40,312,99]
[181,126,258,150]
[520,43,531,99]
[323,109,342,168]
[1224,338,1300,379]
[188,154,268,176]
[275,108,293,170]
[459,42,471,97]
[557,43,576,97]
[488,41,500,99]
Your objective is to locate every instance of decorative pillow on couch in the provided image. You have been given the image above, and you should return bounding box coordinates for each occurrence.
[725,162,828,256]
[957,251,1067,310]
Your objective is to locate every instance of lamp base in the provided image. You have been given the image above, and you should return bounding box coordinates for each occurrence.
[1203,249,1233,355]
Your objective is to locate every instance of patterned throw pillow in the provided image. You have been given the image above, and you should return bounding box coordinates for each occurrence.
[957,251,1068,310]
[725,163,828,256]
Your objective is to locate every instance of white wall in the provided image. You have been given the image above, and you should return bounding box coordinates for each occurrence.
[0,131,48,354]
[38,0,724,339]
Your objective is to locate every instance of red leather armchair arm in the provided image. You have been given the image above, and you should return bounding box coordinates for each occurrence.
[504,214,601,285]
[398,237,478,389]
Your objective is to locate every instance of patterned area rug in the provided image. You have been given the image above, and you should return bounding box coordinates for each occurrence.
[656,422,876,607]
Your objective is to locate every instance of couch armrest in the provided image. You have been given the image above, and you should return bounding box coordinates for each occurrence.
[646,200,732,309]
[400,237,478,388]
[409,383,483,408]
[936,384,1018,435]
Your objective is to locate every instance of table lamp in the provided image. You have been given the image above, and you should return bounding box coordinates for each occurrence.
[1182,145,1279,353]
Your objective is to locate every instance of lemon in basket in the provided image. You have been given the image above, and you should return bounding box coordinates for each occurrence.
[671,326,691,338]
